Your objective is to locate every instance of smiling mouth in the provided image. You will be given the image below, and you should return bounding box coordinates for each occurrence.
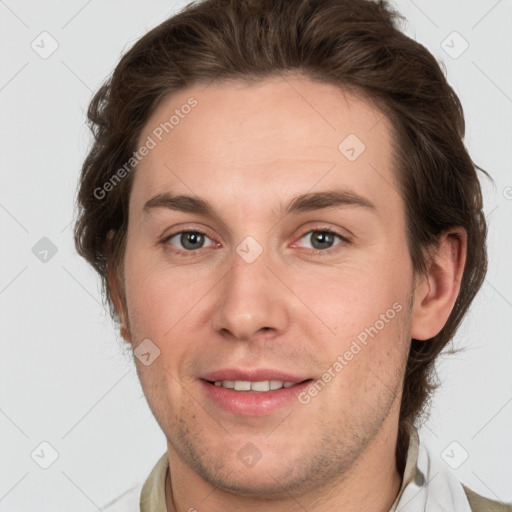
[204,379,312,392]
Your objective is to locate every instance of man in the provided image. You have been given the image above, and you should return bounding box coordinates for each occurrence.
[74,0,510,510]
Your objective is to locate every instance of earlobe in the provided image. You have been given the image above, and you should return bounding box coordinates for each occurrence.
[410,228,467,341]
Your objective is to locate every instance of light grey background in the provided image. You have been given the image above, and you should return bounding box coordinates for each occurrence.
[1,0,511,509]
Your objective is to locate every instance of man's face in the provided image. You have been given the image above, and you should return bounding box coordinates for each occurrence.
[120,75,416,496]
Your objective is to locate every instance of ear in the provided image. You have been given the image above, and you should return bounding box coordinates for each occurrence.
[106,255,133,345]
[410,228,467,340]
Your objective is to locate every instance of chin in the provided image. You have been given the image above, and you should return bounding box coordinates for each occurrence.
[199,461,313,499]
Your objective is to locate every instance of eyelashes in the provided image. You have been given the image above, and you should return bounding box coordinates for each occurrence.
[162,227,350,258]
[296,229,349,255]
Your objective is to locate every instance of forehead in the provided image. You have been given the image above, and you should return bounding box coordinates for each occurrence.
[130,74,400,216]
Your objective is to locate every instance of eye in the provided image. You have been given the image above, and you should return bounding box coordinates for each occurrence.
[296,229,349,254]
[164,230,217,254]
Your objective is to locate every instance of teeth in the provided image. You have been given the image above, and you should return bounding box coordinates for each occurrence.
[251,380,270,392]
[213,380,298,392]
[234,380,251,391]
[270,380,283,390]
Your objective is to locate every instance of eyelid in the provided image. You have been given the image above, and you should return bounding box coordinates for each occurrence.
[162,222,218,242]
[299,225,351,241]
[168,231,215,243]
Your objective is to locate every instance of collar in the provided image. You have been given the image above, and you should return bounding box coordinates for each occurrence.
[393,429,472,511]
[140,451,168,511]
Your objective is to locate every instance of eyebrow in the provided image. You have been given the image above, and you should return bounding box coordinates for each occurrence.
[142,189,376,219]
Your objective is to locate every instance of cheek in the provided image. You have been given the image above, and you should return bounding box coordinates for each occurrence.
[123,240,174,317]
[294,255,411,337]
[123,252,216,356]
[314,301,410,412]
[293,253,412,396]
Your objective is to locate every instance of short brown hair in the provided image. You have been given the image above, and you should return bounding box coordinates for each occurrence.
[74,0,488,455]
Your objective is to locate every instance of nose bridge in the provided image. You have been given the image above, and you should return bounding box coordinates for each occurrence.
[212,240,288,341]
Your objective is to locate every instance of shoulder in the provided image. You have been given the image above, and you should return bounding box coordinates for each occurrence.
[463,485,512,512]
[99,452,168,512]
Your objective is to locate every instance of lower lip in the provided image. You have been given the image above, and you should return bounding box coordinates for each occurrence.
[200,379,312,417]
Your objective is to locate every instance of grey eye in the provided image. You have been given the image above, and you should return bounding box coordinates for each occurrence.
[167,231,214,251]
[300,230,340,250]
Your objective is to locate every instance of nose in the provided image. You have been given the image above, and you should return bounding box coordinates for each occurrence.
[211,246,290,342]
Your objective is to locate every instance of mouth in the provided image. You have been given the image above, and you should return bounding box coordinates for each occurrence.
[199,371,314,416]
[205,379,311,392]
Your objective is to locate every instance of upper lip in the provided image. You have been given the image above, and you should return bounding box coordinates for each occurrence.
[201,368,311,383]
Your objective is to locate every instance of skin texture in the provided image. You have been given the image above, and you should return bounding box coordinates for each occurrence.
[108,74,466,511]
